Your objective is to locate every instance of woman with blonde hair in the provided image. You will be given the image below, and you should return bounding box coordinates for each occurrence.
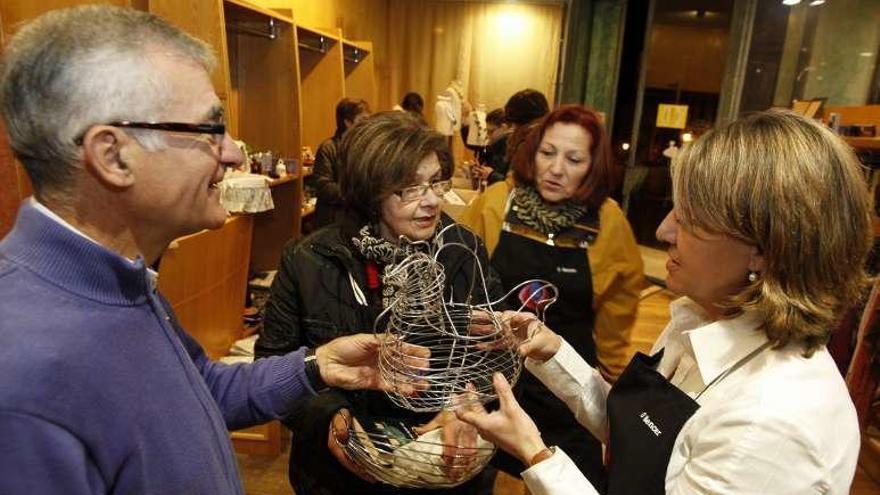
[460,109,872,494]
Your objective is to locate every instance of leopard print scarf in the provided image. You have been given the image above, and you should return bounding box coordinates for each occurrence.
[512,186,588,235]
[351,224,437,308]
[350,225,421,265]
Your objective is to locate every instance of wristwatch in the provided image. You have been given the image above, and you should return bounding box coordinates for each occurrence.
[304,348,329,393]
[529,446,557,467]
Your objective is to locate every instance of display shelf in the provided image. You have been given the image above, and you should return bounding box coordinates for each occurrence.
[342,39,376,108]
[296,24,344,150]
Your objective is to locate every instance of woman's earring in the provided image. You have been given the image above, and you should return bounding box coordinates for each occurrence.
[748,271,759,283]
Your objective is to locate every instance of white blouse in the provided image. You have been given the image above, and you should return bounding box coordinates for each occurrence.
[521,297,860,495]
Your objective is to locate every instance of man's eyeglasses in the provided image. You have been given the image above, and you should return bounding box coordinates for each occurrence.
[73,121,226,146]
[396,179,452,203]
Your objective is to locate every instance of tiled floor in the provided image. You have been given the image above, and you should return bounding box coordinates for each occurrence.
[236,285,880,494]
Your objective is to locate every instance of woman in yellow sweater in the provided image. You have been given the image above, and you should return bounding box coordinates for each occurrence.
[460,104,643,489]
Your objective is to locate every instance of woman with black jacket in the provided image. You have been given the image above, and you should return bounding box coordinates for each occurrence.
[256,111,503,495]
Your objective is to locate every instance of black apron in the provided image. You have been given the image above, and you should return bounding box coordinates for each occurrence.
[605,341,772,495]
[490,201,606,488]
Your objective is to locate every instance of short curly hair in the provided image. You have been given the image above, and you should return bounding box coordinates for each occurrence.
[337,111,452,222]
[672,109,873,354]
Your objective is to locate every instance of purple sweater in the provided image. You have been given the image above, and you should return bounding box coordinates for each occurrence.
[0,202,314,494]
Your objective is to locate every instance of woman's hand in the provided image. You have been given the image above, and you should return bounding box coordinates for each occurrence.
[455,373,547,465]
[475,165,493,180]
[413,410,480,477]
[470,310,562,362]
[328,408,376,483]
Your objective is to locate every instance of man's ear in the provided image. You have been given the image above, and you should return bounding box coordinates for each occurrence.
[80,126,138,189]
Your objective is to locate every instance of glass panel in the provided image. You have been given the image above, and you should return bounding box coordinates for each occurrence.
[623,0,735,247]
[741,0,880,113]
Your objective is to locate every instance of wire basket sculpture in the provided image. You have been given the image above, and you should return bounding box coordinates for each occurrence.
[338,224,558,488]
[341,413,496,488]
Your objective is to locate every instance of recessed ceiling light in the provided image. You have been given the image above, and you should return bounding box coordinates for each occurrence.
[783,0,802,5]
[809,0,825,4]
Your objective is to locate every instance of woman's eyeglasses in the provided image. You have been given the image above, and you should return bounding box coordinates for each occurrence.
[396,179,453,203]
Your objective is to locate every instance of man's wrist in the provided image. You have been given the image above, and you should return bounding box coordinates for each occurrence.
[305,347,330,393]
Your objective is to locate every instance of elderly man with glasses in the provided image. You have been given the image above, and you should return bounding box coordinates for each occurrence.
[0,6,426,494]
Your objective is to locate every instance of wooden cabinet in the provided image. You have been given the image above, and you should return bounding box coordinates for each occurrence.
[343,40,377,109]
[157,215,253,360]
[296,25,345,151]
[148,0,231,100]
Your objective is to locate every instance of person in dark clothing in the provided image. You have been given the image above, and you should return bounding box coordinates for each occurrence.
[401,91,425,116]
[463,107,507,183]
[256,111,503,495]
[309,97,370,228]
[485,89,549,185]
[461,105,643,491]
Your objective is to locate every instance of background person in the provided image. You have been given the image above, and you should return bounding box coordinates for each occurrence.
[256,111,503,495]
[309,97,371,228]
[0,6,422,495]
[401,91,425,116]
[460,109,871,495]
[460,104,642,488]
[483,89,549,185]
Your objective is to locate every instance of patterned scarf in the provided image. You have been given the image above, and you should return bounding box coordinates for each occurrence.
[351,225,434,308]
[350,225,422,264]
[512,186,588,235]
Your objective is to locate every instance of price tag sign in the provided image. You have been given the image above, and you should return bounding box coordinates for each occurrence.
[656,104,689,129]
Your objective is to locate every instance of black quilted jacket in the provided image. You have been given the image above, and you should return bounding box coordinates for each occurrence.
[254,215,503,494]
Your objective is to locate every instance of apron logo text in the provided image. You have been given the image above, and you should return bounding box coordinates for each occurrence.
[639,411,662,437]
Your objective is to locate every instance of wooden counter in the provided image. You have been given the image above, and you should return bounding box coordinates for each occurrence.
[157,215,253,360]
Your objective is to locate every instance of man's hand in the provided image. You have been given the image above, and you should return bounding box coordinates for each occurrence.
[455,373,547,466]
[315,334,429,394]
[328,408,375,483]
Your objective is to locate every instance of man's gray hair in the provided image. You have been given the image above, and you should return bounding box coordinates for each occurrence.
[0,5,216,193]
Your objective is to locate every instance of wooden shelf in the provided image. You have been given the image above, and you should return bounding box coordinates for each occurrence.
[845,137,880,150]
[158,215,254,361]
[225,0,294,24]
[342,40,370,63]
[296,24,341,43]
[297,25,345,151]
[342,39,376,108]
[268,174,297,187]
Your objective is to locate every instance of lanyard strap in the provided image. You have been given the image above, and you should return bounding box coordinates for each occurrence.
[694,341,773,401]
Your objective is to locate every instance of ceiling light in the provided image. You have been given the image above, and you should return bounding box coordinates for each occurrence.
[809,0,825,4]
[782,0,802,5]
